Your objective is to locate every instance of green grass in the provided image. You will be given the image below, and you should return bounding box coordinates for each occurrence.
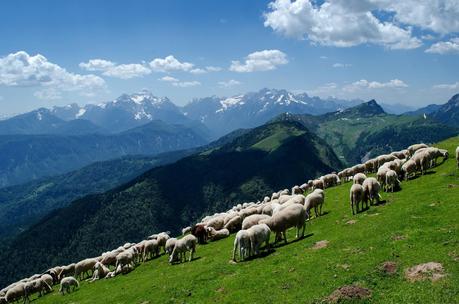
[33,137,459,304]
[251,125,305,152]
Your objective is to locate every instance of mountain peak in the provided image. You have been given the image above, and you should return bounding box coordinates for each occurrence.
[354,99,385,115]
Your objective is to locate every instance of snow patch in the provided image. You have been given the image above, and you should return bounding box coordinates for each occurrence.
[76,108,86,118]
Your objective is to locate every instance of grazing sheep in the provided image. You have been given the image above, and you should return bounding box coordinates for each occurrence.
[74,258,98,281]
[90,262,110,282]
[58,263,75,281]
[456,146,459,168]
[232,230,251,262]
[260,204,307,244]
[59,277,79,295]
[312,179,324,190]
[169,235,197,264]
[377,166,389,189]
[402,159,417,180]
[304,189,325,218]
[239,207,259,219]
[408,143,428,156]
[385,169,400,192]
[182,226,192,235]
[165,238,177,255]
[207,227,230,241]
[278,195,293,204]
[224,215,243,232]
[247,224,271,256]
[299,183,310,192]
[191,224,208,244]
[156,232,170,254]
[242,214,271,230]
[353,173,367,185]
[391,150,408,159]
[25,278,52,298]
[321,173,340,188]
[350,184,364,215]
[142,239,160,261]
[40,274,53,289]
[44,268,59,285]
[291,185,302,195]
[116,249,135,272]
[5,283,28,303]
[362,177,382,206]
[100,251,119,268]
[377,154,397,168]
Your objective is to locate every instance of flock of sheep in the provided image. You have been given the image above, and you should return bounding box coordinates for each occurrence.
[1,143,458,304]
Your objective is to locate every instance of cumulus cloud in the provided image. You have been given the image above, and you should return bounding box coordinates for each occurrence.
[230,49,288,72]
[149,55,194,72]
[433,81,459,89]
[332,63,352,68]
[344,79,408,92]
[80,59,151,79]
[0,51,105,99]
[425,38,459,54]
[263,0,423,49]
[218,79,241,88]
[171,80,201,87]
[159,76,179,82]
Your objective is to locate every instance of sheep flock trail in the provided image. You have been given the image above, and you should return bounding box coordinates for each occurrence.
[2,136,458,304]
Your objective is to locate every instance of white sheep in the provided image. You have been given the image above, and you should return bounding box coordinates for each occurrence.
[247,224,271,256]
[25,278,52,298]
[58,263,75,281]
[350,183,364,215]
[312,179,324,190]
[385,169,400,192]
[362,177,382,206]
[207,227,230,241]
[142,239,160,261]
[224,215,243,232]
[90,262,110,282]
[408,143,428,156]
[116,248,135,272]
[232,230,251,262]
[320,173,340,188]
[169,235,197,264]
[304,189,325,218]
[260,204,307,244]
[156,232,170,254]
[59,277,79,295]
[74,258,98,281]
[376,166,389,189]
[401,159,417,180]
[165,238,177,255]
[241,214,271,230]
[5,283,28,303]
[456,146,459,168]
[353,173,367,185]
[182,226,192,235]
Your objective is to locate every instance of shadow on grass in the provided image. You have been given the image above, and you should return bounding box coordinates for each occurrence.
[169,256,202,265]
[274,233,314,248]
[244,248,276,261]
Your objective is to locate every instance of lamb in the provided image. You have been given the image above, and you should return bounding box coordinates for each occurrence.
[353,173,367,185]
[224,215,242,232]
[90,262,110,281]
[142,239,160,261]
[165,238,177,255]
[5,283,28,303]
[385,169,400,192]
[58,263,75,280]
[260,204,307,244]
[74,258,98,281]
[207,227,230,241]
[169,235,197,264]
[362,177,382,206]
[182,226,192,235]
[350,183,364,215]
[241,214,271,230]
[247,224,271,256]
[401,159,417,180]
[232,230,251,262]
[456,146,459,168]
[304,189,325,218]
[59,277,79,295]
[191,224,208,244]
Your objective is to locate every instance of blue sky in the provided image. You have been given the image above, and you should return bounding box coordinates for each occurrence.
[0,0,458,115]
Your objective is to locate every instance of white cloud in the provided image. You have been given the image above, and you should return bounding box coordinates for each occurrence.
[218,79,241,88]
[159,76,179,82]
[425,38,459,55]
[332,63,352,68]
[190,68,207,74]
[344,79,408,92]
[79,59,115,71]
[0,51,105,99]
[433,81,459,90]
[229,49,288,72]
[190,66,222,74]
[172,80,201,88]
[264,0,422,50]
[101,64,151,79]
[149,55,194,72]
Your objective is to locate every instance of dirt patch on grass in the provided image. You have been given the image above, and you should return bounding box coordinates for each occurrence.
[312,240,329,250]
[337,264,350,270]
[380,261,397,275]
[391,234,406,241]
[346,220,357,225]
[448,252,459,262]
[405,262,445,282]
[326,285,372,303]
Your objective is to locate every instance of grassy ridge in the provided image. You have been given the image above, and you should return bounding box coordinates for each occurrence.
[33,136,459,304]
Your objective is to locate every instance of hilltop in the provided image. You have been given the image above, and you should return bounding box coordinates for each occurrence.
[24,136,459,304]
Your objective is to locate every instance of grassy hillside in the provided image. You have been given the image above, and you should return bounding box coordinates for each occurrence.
[27,136,459,303]
[0,121,342,287]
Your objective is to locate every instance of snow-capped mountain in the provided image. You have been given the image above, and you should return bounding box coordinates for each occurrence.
[52,90,188,133]
[183,88,362,137]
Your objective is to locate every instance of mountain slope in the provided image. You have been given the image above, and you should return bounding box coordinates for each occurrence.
[430,93,459,127]
[14,136,459,304]
[0,120,208,187]
[0,149,196,240]
[0,120,342,286]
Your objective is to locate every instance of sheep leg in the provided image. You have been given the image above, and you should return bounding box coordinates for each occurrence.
[283,231,287,244]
